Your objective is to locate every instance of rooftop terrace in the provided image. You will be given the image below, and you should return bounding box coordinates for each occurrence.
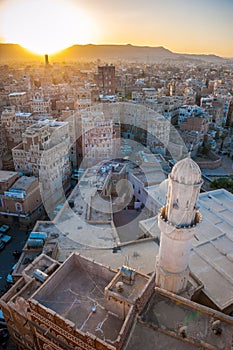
[32,254,123,344]
[0,170,18,182]
[136,288,233,350]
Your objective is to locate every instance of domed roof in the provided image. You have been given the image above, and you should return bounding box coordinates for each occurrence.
[171,157,202,185]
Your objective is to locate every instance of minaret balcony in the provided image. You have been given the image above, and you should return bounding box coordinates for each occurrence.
[158,205,202,240]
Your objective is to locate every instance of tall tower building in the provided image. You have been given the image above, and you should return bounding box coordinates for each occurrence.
[226,99,233,127]
[97,64,115,95]
[45,54,49,66]
[156,157,202,293]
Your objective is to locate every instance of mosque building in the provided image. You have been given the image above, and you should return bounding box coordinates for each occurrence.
[0,157,233,350]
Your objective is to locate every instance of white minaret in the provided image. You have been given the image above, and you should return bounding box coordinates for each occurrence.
[156,157,202,294]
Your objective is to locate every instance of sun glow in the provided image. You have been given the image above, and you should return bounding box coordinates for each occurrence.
[0,0,94,55]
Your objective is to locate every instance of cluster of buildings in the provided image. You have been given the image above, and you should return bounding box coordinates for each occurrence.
[0,171,42,228]
[0,57,233,349]
[0,60,232,168]
[0,98,177,226]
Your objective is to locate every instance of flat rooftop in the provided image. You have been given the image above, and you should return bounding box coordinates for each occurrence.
[2,277,42,305]
[109,270,149,303]
[54,204,115,250]
[49,172,118,249]
[190,189,233,310]
[0,170,18,182]
[13,250,43,276]
[131,289,233,350]
[200,189,233,224]
[132,165,166,187]
[3,254,59,304]
[127,321,199,350]
[88,194,112,223]
[11,175,36,191]
[32,254,123,344]
[138,151,165,164]
[35,217,158,271]
[98,160,125,174]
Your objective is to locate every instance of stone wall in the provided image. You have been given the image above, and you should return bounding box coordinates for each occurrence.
[116,305,136,350]
[136,272,156,313]
[195,151,221,169]
[76,254,116,281]
[29,300,116,350]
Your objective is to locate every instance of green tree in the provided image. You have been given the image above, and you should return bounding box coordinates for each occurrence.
[210,177,233,193]
[219,134,226,151]
[125,92,132,100]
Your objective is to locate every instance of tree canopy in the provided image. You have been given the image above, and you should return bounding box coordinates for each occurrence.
[210,177,233,193]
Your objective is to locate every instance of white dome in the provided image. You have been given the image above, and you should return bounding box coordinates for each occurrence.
[171,157,202,185]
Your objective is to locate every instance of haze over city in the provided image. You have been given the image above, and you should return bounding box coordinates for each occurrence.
[0,0,232,57]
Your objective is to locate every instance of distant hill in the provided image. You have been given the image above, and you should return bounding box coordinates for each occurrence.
[0,44,42,63]
[178,53,225,63]
[0,43,227,64]
[51,44,226,63]
[51,44,176,62]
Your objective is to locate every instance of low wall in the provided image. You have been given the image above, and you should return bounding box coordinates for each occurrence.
[195,152,221,169]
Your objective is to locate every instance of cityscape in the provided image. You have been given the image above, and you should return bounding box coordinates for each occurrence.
[0,0,233,349]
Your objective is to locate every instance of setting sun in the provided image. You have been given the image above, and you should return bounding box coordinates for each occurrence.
[0,0,232,58]
[0,0,95,55]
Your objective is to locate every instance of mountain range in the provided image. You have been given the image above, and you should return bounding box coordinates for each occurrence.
[0,43,229,64]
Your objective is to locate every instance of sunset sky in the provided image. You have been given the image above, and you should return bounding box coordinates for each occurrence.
[0,0,232,57]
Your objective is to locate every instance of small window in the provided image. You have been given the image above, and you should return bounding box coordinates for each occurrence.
[15,202,22,213]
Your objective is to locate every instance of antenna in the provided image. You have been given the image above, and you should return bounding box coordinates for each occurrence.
[125,255,129,266]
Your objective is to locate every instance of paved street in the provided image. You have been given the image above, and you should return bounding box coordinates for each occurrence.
[0,222,29,296]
